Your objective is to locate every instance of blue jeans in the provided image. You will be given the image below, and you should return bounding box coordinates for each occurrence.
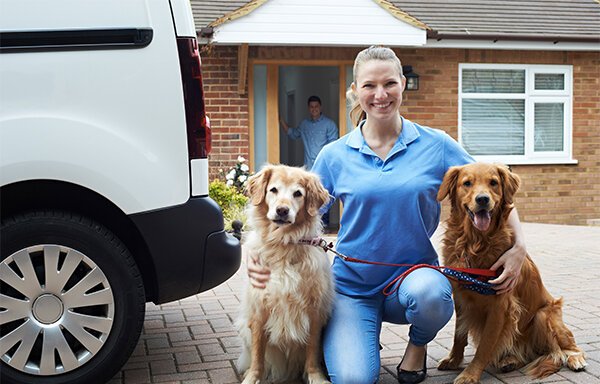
[323,268,454,384]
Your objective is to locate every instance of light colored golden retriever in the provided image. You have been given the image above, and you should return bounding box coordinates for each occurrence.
[436,163,586,384]
[237,164,334,384]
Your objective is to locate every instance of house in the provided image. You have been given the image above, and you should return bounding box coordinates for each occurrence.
[193,0,600,226]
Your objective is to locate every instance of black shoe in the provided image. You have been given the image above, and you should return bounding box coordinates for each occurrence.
[396,349,427,384]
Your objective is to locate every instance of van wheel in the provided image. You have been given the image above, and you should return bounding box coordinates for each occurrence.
[0,211,145,384]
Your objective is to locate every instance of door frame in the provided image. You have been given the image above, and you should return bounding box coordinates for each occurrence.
[248,59,354,171]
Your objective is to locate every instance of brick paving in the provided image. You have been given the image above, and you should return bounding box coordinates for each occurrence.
[113,223,600,384]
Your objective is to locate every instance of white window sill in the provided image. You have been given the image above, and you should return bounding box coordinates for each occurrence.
[473,156,578,165]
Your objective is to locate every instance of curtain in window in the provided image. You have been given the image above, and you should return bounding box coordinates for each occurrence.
[462,69,525,93]
[460,66,571,162]
[534,103,564,151]
[535,74,564,90]
[462,99,525,155]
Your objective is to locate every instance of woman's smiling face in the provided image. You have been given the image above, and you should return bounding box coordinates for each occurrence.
[353,59,405,123]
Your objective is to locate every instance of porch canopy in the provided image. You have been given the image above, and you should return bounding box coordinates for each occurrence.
[199,0,428,47]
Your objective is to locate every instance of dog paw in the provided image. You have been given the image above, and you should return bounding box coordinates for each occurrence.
[567,353,587,372]
[306,371,331,384]
[241,371,261,384]
[454,372,481,384]
[438,356,462,370]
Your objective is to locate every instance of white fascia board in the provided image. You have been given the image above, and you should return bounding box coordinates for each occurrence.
[211,31,425,46]
[426,39,600,52]
[209,0,426,47]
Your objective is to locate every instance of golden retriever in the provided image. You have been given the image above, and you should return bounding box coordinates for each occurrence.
[436,163,586,384]
[237,164,334,384]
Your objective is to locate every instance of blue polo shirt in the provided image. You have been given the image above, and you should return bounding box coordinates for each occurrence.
[288,114,338,170]
[312,118,474,296]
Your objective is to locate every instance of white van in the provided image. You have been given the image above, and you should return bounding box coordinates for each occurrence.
[0,1,241,383]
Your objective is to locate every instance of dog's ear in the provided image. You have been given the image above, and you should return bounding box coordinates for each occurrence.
[246,165,274,205]
[437,166,462,203]
[497,165,521,205]
[304,174,330,217]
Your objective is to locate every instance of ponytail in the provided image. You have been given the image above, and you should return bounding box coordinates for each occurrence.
[346,87,366,127]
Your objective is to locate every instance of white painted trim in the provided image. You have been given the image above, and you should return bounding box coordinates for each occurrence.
[458,63,575,166]
[472,156,578,165]
[529,67,572,97]
[426,39,600,52]
[206,36,425,47]
[206,0,426,47]
[200,37,600,51]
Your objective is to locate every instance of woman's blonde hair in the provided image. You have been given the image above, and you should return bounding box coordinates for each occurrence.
[347,46,403,126]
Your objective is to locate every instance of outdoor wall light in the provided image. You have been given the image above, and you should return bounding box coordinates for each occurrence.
[402,65,419,91]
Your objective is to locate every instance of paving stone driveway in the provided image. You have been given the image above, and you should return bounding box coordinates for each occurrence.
[112,222,600,384]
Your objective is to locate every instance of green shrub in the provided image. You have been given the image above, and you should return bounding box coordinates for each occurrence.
[209,179,248,231]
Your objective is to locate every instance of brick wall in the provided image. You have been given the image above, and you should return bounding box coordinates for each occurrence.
[201,45,600,225]
[397,49,600,226]
[201,46,250,179]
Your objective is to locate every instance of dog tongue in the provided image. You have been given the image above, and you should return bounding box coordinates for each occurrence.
[474,210,491,231]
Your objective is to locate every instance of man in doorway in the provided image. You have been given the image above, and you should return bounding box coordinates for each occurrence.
[279,95,338,170]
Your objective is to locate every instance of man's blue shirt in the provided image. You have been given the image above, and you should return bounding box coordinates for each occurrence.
[312,118,474,296]
[288,114,338,170]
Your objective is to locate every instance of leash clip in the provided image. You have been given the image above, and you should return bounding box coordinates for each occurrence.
[300,237,345,260]
[318,238,330,251]
[325,245,348,261]
[307,237,329,251]
[326,246,345,259]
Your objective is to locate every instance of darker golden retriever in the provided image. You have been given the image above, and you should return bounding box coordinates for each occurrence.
[237,164,334,384]
[436,163,586,384]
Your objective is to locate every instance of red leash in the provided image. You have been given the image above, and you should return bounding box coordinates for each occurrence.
[299,238,498,296]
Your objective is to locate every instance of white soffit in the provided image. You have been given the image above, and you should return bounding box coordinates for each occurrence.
[210,0,426,47]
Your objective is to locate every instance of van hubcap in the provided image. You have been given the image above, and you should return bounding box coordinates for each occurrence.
[0,245,115,375]
[32,294,64,324]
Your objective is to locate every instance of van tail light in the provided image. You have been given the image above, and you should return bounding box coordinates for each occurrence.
[176,37,211,159]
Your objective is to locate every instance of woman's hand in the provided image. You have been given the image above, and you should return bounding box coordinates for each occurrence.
[247,250,271,289]
[489,240,526,294]
[489,209,527,294]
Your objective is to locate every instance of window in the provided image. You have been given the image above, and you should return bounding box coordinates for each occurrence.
[459,64,574,164]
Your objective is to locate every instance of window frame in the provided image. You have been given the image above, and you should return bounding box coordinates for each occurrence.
[458,63,575,165]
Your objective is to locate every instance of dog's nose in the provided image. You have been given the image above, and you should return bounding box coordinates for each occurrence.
[276,206,289,217]
[475,194,490,206]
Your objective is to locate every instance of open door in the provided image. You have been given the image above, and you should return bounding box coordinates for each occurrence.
[249,61,354,231]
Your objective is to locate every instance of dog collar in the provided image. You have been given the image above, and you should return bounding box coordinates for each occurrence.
[442,268,497,295]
